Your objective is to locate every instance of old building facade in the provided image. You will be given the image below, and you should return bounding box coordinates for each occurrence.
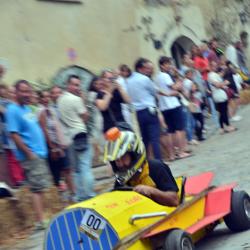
[0,0,249,84]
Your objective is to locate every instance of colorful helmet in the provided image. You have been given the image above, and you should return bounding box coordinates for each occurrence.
[104,127,146,185]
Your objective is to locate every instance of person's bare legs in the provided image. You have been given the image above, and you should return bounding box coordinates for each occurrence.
[232,98,240,116]
[32,192,44,222]
[175,131,183,152]
[180,131,189,152]
[63,169,75,194]
[175,131,191,158]
[165,134,175,161]
[229,98,239,118]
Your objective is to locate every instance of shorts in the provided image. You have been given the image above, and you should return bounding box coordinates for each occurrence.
[22,157,52,193]
[162,106,185,133]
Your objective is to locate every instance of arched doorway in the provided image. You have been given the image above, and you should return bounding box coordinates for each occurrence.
[171,36,195,69]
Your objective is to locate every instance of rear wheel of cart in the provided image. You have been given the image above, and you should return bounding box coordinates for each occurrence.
[164,229,194,250]
[224,190,250,232]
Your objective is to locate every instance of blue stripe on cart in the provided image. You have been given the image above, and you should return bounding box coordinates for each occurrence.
[45,208,119,250]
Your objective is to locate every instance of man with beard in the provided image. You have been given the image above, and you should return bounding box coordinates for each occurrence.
[6,80,51,230]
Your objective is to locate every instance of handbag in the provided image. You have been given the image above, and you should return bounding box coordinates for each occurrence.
[59,113,88,152]
[73,132,88,152]
[224,88,235,99]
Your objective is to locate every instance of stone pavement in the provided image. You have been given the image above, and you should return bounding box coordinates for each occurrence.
[171,105,250,250]
[1,105,250,250]
[171,105,250,194]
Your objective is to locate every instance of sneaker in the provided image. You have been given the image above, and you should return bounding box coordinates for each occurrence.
[231,115,242,122]
[0,182,17,198]
[198,137,206,141]
[188,139,199,145]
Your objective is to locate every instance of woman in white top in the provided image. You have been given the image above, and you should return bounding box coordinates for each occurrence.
[208,61,236,134]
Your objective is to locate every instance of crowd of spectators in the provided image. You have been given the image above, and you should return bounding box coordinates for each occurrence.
[0,33,250,230]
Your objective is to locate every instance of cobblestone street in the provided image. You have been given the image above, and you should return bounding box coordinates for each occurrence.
[171,105,250,250]
[1,105,250,250]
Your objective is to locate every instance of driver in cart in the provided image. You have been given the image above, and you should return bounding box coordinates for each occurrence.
[104,127,179,207]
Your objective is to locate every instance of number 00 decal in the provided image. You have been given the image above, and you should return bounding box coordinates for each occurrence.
[86,215,101,230]
[80,210,107,240]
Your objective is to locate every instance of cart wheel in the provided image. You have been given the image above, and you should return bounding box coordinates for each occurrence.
[164,229,194,250]
[224,190,250,232]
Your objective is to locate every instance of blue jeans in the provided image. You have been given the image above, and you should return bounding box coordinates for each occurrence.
[182,107,195,142]
[137,108,161,159]
[207,97,220,128]
[73,143,96,201]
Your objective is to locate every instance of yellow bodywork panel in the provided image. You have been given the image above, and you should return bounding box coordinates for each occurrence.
[68,191,175,239]
[67,178,206,250]
[68,190,206,250]
[175,176,185,201]
[145,197,205,237]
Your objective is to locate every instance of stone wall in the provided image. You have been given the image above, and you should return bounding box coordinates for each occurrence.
[0,0,207,85]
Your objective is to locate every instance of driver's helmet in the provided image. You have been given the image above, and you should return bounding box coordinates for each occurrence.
[104,127,146,185]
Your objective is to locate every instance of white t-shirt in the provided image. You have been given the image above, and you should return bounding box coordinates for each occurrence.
[208,72,228,103]
[183,78,193,97]
[225,44,239,68]
[117,76,127,92]
[117,76,132,125]
[155,72,181,111]
[233,73,243,91]
[57,91,87,138]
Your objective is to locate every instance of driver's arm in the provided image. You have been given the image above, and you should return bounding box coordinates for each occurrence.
[133,185,179,207]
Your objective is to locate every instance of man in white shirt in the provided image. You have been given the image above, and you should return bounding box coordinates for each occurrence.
[58,75,95,202]
[155,56,191,160]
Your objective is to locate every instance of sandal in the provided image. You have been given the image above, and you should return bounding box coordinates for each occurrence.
[176,152,193,160]
[185,148,193,154]
[225,127,238,133]
[169,157,176,162]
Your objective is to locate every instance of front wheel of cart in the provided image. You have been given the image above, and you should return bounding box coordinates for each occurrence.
[164,229,195,250]
[224,190,250,232]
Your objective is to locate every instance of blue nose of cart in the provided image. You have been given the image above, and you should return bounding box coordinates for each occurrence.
[44,208,119,250]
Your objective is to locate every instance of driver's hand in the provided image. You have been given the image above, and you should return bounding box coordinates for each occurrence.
[133,185,154,198]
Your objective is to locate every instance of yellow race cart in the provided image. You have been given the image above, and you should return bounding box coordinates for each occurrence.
[44,172,250,250]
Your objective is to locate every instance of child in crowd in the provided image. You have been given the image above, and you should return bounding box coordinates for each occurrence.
[189,83,205,141]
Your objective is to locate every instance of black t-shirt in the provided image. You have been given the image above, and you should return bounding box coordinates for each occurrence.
[148,159,179,192]
[224,71,238,94]
[114,159,179,193]
[97,89,125,132]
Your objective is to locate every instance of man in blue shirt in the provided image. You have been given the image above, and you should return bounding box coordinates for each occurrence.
[127,58,175,160]
[6,80,51,230]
